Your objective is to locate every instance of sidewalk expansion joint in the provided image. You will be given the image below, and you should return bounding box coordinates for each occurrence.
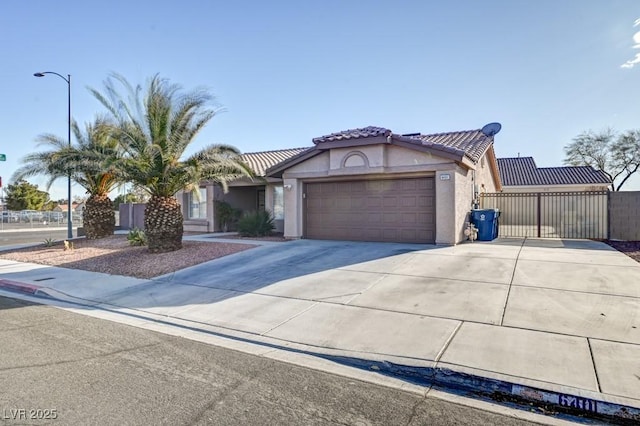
[344,273,389,305]
[260,302,320,336]
[338,268,510,287]
[511,282,640,301]
[587,338,603,393]
[499,238,526,326]
[434,321,463,364]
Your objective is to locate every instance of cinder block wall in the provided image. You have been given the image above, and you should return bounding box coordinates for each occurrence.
[118,203,146,230]
[610,191,640,241]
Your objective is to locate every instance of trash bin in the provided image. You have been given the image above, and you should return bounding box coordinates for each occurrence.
[471,209,499,241]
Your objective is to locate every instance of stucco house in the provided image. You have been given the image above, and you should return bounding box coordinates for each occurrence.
[496,157,611,192]
[54,202,85,221]
[54,202,84,213]
[175,125,503,245]
[265,126,502,245]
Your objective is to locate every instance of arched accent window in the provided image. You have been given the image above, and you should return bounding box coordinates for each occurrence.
[341,151,369,168]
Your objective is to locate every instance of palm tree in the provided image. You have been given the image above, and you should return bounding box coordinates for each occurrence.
[90,73,253,253]
[12,117,121,239]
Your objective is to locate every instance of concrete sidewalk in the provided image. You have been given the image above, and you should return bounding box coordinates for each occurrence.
[1,237,639,423]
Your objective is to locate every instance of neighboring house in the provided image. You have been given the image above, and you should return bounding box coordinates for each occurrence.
[177,124,503,245]
[491,157,612,239]
[496,157,611,192]
[54,203,85,215]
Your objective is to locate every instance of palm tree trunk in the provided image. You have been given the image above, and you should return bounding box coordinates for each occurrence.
[83,194,115,239]
[144,195,183,253]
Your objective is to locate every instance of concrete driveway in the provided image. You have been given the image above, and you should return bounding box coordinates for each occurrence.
[96,238,640,403]
[1,236,639,417]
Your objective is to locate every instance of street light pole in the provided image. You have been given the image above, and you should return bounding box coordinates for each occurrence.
[34,71,73,240]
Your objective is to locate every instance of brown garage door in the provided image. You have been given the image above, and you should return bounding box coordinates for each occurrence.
[305,178,435,243]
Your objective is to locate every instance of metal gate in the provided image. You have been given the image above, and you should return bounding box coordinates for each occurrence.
[480,191,609,239]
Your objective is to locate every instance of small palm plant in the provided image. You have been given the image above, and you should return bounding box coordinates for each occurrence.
[42,238,56,247]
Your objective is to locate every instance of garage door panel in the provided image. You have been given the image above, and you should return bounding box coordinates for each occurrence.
[367,212,382,224]
[336,197,351,209]
[383,197,398,207]
[351,181,366,192]
[400,180,417,191]
[305,178,435,244]
[367,181,383,192]
[401,213,418,224]
[351,196,366,209]
[367,197,382,208]
[401,196,417,207]
[383,213,398,224]
[417,196,434,208]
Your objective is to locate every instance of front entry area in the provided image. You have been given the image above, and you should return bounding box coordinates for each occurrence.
[304,177,435,244]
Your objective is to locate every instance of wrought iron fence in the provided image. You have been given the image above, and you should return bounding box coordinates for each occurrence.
[0,209,84,229]
[480,191,609,239]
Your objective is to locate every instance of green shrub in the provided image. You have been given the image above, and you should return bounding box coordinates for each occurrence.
[127,228,147,246]
[237,210,275,237]
[215,200,242,232]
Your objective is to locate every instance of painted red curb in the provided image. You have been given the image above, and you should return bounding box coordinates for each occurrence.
[0,279,42,295]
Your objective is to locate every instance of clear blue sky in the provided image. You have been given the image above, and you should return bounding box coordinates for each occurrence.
[2,0,640,200]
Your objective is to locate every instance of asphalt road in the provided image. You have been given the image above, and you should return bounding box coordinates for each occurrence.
[0,228,73,247]
[0,296,543,426]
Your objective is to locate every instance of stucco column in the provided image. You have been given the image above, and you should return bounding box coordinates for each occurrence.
[264,184,274,215]
[435,170,456,245]
[206,184,216,232]
[283,177,301,239]
[454,167,474,244]
[175,190,187,217]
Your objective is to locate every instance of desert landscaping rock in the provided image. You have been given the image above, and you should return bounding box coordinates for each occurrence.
[0,235,255,279]
[606,240,640,264]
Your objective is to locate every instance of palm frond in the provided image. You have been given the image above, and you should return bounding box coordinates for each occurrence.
[90,73,250,198]
[15,116,125,196]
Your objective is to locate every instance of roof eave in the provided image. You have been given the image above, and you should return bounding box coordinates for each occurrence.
[391,136,465,163]
[265,147,320,178]
[502,183,611,189]
[485,145,503,191]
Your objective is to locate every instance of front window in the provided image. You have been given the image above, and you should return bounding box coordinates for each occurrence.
[273,186,284,220]
[189,188,207,219]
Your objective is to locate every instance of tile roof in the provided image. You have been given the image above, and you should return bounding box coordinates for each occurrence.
[241,148,310,176]
[408,129,493,163]
[55,203,82,210]
[497,157,611,186]
[312,126,391,143]
[312,126,494,163]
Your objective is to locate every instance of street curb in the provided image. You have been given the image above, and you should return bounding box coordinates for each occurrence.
[2,279,638,424]
[317,356,640,425]
[0,279,99,305]
[0,279,42,295]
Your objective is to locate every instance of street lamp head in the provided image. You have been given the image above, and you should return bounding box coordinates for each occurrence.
[33,72,45,77]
